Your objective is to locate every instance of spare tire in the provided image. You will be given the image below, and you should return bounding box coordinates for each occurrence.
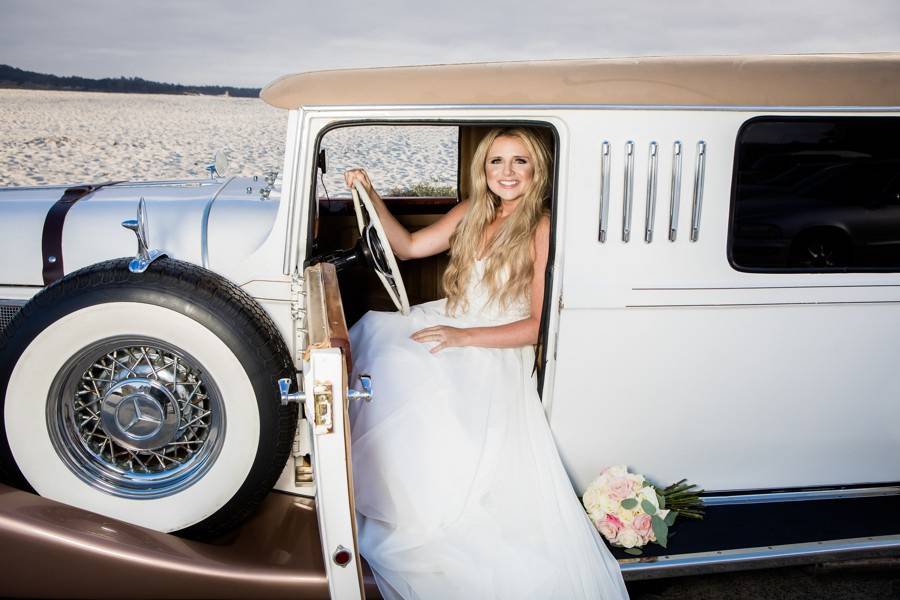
[0,257,298,538]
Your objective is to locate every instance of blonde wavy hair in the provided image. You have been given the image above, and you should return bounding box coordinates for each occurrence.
[443,127,552,315]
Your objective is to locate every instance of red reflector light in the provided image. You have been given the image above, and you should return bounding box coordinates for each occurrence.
[333,547,353,567]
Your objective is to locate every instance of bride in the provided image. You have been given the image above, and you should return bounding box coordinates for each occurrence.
[345,127,628,599]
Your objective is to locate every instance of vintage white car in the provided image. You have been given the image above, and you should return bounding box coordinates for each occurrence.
[1,54,899,598]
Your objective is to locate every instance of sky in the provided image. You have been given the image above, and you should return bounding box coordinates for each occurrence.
[2,0,899,88]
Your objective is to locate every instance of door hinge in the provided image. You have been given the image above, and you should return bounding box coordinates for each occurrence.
[554,293,563,361]
[290,269,307,364]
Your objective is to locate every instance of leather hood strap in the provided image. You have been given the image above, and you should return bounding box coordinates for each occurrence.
[41,182,120,286]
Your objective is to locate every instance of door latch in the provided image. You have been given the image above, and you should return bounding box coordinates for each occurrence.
[278,378,334,434]
[278,375,372,435]
[311,381,334,434]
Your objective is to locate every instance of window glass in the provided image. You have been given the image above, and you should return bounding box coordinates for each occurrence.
[316,125,458,202]
[730,117,900,271]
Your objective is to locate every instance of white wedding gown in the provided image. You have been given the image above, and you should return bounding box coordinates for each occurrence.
[349,260,628,599]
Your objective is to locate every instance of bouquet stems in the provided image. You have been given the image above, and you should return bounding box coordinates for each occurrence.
[655,479,705,520]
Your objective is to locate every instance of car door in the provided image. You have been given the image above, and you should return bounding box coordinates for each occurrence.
[301,262,366,599]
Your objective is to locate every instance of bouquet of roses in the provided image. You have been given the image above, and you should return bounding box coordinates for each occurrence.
[582,465,704,555]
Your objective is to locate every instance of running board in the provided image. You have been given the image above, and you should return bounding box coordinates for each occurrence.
[620,534,900,580]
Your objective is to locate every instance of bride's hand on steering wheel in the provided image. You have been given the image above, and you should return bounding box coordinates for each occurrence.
[411,325,471,354]
[344,168,374,194]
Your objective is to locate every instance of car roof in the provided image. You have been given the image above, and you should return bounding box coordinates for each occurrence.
[260,53,900,110]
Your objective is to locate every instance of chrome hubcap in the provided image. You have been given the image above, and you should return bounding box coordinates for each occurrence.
[100,379,180,450]
[48,338,225,499]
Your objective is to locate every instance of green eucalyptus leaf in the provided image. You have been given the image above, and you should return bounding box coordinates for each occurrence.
[651,515,668,547]
[624,547,643,556]
[621,498,638,510]
[664,511,677,526]
[656,492,666,510]
[641,499,657,515]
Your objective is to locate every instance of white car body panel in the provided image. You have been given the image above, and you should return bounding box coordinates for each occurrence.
[2,103,898,501]
[549,108,900,493]
[287,106,900,496]
[0,176,298,344]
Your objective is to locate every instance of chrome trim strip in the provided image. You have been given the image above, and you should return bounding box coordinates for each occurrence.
[668,141,683,242]
[623,300,900,308]
[643,141,659,243]
[635,284,900,290]
[200,177,235,268]
[0,184,72,191]
[702,485,900,506]
[598,141,611,243]
[621,141,635,243]
[0,180,222,193]
[98,179,224,188]
[302,103,900,113]
[620,534,900,580]
[689,141,706,242]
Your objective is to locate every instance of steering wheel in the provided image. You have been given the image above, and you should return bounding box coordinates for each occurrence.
[351,181,410,315]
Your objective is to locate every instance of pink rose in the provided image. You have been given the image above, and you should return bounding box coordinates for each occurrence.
[595,513,623,542]
[607,477,633,502]
[632,513,652,537]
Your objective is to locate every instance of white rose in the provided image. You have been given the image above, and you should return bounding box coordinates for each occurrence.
[617,528,641,549]
[638,486,660,509]
[582,486,605,512]
[599,496,618,515]
[606,465,628,479]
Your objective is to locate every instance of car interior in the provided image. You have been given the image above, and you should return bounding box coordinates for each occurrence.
[306,122,557,387]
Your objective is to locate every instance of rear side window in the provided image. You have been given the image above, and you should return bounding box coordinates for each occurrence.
[729,117,900,272]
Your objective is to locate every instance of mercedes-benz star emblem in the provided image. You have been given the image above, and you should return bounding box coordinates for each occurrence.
[116,395,164,439]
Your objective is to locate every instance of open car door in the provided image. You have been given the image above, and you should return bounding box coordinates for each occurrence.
[295,262,366,599]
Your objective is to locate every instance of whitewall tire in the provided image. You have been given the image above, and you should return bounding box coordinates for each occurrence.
[0,258,297,537]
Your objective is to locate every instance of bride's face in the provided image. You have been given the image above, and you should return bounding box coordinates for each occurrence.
[484,135,534,204]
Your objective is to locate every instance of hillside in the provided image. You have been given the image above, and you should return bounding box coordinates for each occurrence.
[0,64,260,98]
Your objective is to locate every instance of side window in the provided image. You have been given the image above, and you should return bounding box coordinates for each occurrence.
[729,117,900,271]
[316,125,458,212]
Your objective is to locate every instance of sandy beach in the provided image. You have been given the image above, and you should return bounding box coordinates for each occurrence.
[0,89,457,195]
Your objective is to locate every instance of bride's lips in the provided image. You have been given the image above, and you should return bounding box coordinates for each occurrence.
[497,179,519,189]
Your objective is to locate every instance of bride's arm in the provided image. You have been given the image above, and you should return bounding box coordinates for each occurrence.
[345,168,469,260]
[411,216,551,353]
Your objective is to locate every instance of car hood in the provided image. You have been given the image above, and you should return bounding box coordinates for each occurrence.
[0,177,280,286]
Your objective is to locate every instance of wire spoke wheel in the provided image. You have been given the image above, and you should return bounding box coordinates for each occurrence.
[47,337,225,499]
[2,258,296,535]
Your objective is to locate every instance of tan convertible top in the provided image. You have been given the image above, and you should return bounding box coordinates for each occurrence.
[260,53,900,110]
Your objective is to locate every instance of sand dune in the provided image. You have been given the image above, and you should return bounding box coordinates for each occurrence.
[0,89,457,195]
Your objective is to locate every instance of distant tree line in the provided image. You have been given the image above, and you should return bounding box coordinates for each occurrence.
[0,64,260,98]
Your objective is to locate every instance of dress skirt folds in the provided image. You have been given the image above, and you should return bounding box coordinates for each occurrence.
[349,263,628,599]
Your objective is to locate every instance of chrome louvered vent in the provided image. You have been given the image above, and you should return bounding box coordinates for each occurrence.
[0,302,24,336]
[597,139,707,243]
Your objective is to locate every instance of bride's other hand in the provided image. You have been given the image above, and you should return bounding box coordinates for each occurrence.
[411,325,472,353]
[344,168,374,193]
